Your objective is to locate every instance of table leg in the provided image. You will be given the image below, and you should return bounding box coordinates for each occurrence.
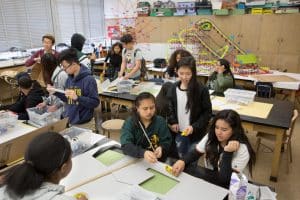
[289,90,296,103]
[270,128,284,182]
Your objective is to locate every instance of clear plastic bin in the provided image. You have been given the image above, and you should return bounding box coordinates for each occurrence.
[117,80,133,93]
[27,107,62,127]
[224,88,256,105]
[0,112,18,134]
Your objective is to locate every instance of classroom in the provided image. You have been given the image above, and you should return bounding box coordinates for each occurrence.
[0,0,300,199]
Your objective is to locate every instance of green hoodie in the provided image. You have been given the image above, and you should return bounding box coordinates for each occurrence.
[120,115,172,159]
[207,73,234,95]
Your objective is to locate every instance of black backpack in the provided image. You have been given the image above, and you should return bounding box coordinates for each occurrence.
[153,58,167,68]
[124,48,147,80]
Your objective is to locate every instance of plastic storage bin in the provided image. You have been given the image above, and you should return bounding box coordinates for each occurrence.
[117,80,134,93]
[0,112,18,134]
[27,107,62,127]
[224,88,256,105]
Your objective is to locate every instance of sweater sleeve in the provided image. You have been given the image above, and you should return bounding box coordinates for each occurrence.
[120,119,146,158]
[213,73,234,94]
[77,77,100,109]
[218,151,234,188]
[182,148,203,165]
[25,50,41,67]
[191,86,212,134]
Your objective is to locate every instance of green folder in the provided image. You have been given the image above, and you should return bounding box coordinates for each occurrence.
[95,150,125,166]
[140,168,179,195]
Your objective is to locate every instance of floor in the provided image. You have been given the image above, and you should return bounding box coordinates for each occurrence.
[87,108,300,200]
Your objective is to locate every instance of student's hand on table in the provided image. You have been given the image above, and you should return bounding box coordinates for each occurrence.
[171,124,179,133]
[172,160,185,177]
[65,89,78,100]
[47,105,58,112]
[154,146,162,158]
[144,150,157,163]
[224,141,240,152]
[37,102,46,109]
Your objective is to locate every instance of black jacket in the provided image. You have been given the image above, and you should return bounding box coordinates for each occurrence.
[167,81,212,143]
[0,81,44,120]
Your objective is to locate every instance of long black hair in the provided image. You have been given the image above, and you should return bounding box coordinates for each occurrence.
[205,110,255,175]
[177,56,202,117]
[156,82,173,118]
[41,53,58,85]
[3,132,71,198]
[168,49,192,77]
[132,92,156,127]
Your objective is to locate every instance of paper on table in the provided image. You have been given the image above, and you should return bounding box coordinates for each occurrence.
[140,168,179,195]
[115,185,161,200]
[96,150,125,166]
[260,186,277,200]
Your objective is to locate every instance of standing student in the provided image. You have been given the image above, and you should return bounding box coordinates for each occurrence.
[118,34,142,80]
[56,48,100,125]
[167,56,212,158]
[0,74,44,120]
[172,110,256,189]
[0,132,87,200]
[165,49,192,79]
[25,34,58,67]
[207,59,235,96]
[71,33,92,70]
[120,92,172,163]
[103,42,123,80]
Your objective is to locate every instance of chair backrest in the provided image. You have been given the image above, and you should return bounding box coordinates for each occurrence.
[256,82,275,98]
[286,109,299,142]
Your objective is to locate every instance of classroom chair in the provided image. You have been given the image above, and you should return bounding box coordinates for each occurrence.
[101,119,124,138]
[255,109,298,173]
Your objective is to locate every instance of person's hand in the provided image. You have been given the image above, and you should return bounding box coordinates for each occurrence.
[172,160,185,177]
[118,72,123,78]
[171,124,179,133]
[34,56,41,63]
[184,125,193,136]
[47,105,58,112]
[154,146,162,159]
[144,150,157,163]
[224,141,240,152]
[123,75,129,80]
[37,102,46,109]
[65,89,78,101]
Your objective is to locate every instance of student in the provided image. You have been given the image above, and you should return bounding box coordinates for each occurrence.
[120,92,172,163]
[38,53,68,112]
[0,74,44,120]
[155,82,173,119]
[172,109,256,188]
[207,58,235,96]
[167,56,212,158]
[165,49,192,79]
[103,42,123,80]
[56,48,100,125]
[0,132,87,200]
[71,33,92,70]
[25,34,58,67]
[119,34,142,80]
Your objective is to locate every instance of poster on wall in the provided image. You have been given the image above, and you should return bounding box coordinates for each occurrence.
[107,25,121,40]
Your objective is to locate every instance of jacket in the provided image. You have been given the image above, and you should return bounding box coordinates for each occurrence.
[0,182,75,200]
[120,115,172,159]
[56,65,99,125]
[25,49,59,67]
[207,72,234,96]
[167,81,212,143]
[0,81,44,120]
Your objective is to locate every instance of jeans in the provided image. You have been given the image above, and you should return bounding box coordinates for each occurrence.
[175,134,191,158]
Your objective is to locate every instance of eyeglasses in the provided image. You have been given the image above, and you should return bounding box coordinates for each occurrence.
[61,62,73,71]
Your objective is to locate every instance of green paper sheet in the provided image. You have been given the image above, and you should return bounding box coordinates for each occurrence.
[140,168,179,195]
[96,150,125,166]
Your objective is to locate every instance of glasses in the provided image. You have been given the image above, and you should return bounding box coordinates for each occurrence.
[61,62,73,71]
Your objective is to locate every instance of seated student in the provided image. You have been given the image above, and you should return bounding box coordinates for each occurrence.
[167,56,212,159]
[0,73,44,120]
[38,53,68,112]
[103,42,123,80]
[165,49,192,79]
[71,33,96,71]
[171,109,256,189]
[207,59,235,96]
[56,48,100,125]
[118,34,142,80]
[0,132,87,200]
[120,92,172,163]
[155,82,173,120]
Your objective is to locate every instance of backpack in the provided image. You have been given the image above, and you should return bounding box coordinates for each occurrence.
[153,58,167,68]
[124,48,147,80]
